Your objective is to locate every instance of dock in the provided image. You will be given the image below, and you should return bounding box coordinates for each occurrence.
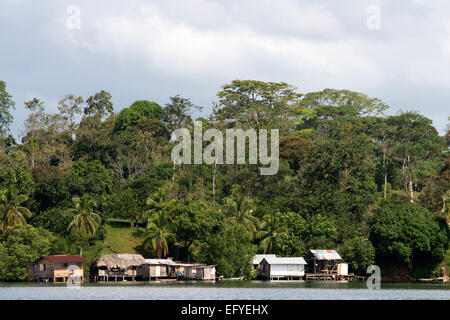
[305,273,366,281]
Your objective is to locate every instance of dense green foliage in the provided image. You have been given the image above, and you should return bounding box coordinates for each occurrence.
[0,80,448,281]
[201,222,257,278]
[114,100,165,133]
[0,225,55,281]
[369,202,448,277]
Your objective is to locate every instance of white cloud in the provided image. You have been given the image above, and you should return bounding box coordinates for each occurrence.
[1,0,449,135]
[51,1,380,89]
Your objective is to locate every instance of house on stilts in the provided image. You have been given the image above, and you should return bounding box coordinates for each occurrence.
[259,256,307,280]
[305,249,349,280]
[91,254,146,282]
[28,255,87,283]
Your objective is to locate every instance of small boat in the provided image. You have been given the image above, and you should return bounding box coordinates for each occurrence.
[221,276,244,281]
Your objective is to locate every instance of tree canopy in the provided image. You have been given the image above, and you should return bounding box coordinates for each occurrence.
[0,80,448,280]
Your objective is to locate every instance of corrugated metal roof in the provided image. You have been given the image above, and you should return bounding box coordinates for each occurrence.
[252,254,276,265]
[184,265,217,269]
[310,249,342,260]
[262,256,307,265]
[145,259,176,265]
[172,262,205,267]
[43,255,88,263]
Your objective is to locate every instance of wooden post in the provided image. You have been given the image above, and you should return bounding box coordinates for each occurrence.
[313,257,316,274]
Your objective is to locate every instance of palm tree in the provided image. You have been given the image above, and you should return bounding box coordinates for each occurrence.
[143,182,174,220]
[66,194,102,238]
[145,211,175,258]
[256,214,288,254]
[223,186,258,233]
[0,187,32,232]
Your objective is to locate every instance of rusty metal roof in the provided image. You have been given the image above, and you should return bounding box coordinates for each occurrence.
[309,249,342,260]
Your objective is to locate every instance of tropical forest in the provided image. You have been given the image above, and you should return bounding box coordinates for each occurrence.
[0,79,448,281]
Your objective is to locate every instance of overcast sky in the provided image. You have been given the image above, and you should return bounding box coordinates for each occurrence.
[1,0,449,139]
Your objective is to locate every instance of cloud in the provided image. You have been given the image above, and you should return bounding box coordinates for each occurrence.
[0,0,449,136]
[52,1,381,87]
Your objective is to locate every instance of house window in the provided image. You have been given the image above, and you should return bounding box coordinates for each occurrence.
[62,263,68,268]
[39,264,45,271]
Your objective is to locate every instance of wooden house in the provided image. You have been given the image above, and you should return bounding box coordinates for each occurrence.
[306,249,347,275]
[183,264,216,281]
[28,255,87,283]
[142,258,176,280]
[92,254,145,282]
[259,256,307,280]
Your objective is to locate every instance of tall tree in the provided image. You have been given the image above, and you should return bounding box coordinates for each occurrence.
[84,90,113,119]
[299,88,389,118]
[445,117,450,147]
[0,186,32,232]
[373,121,396,199]
[145,211,175,258]
[164,95,202,131]
[0,81,15,137]
[58,94,84,137]
[23,98,47,168]
[387,112,446,202]
[297,89,389,140]
[114,100,164,133]
[256,213,288,254]
[66,194,102,238]
[222,185,258,234]
[141,182,175,227]
[441,190,450,225]
[213,80,308,132]
[146,182,172,211]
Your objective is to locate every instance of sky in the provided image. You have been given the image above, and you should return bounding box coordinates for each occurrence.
[1,0,449,139]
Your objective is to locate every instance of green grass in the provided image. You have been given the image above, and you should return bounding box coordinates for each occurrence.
[103,219,144,254]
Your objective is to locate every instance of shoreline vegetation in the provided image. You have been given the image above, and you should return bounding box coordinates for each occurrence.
[0,80,448,284]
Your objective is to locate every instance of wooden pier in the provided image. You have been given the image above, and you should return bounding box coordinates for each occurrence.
[305,273,366,281]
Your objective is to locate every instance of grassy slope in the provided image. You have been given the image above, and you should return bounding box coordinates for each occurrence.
[103,219,144,254]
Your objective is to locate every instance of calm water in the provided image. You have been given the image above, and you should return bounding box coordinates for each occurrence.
[0,281,449,300]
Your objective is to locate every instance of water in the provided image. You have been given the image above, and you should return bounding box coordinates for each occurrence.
[0,281,449,300]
